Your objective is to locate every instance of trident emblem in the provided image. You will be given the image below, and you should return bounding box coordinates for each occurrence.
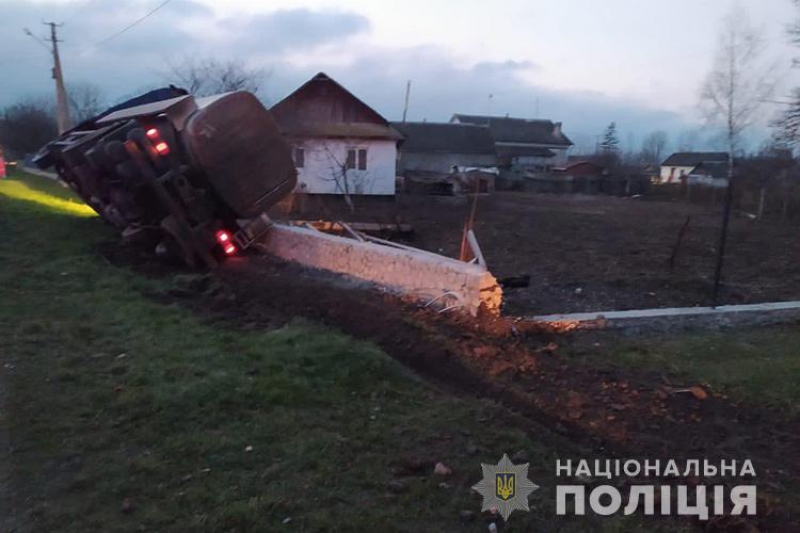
[496,473,515,501]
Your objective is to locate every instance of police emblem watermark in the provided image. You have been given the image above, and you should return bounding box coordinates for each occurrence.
[472,453,539,521]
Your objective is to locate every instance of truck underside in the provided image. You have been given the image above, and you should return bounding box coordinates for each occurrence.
[35,88,297,267]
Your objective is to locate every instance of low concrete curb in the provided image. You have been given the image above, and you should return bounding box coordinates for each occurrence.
[532,301,800,332]
[20,165,58,180]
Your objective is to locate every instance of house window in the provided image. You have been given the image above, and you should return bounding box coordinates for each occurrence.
[293,147,305,168]
[346,148,368,170]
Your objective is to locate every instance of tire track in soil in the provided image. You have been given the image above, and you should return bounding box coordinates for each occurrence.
[104,243,799,532]
[206,257,798,533]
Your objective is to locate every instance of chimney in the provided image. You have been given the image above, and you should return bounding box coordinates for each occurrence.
[553,122,562,137]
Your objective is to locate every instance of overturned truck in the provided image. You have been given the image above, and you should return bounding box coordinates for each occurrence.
[35,88,297,267]
[36,89,501,315]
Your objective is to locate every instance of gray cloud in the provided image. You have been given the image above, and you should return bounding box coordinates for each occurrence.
[222,8,370,54]
[1,1,712,151]
[473,59,538,73]
[264,46,702,153]
[0,1,370,106]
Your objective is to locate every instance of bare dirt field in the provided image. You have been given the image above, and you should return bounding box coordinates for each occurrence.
[283,191,800,316]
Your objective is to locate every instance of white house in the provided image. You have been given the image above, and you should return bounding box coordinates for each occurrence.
[270,73,402,197]
[659,152,728,184]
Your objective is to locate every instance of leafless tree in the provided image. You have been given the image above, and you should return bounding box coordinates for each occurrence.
[319,143,375,211]
[165,57,267,97]
[789,0,800,66]
[68,82,105,123]
[700,5,777,304]
[640,131,668,165]
[700,6,776,157]
[775,2,800,145]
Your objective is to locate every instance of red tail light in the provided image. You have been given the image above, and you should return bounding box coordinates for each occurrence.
[145,128,159,139]
[154,141,170,155]
[215,230,237,255]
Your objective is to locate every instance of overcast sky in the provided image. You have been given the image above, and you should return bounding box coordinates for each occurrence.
[2,0,799,152]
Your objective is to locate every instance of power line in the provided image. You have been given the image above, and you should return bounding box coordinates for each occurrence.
[78,0,172,55]
[23,27,52,53]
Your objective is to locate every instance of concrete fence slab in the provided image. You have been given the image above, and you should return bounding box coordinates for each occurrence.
[532,301,800,332]
[257,224,502,315]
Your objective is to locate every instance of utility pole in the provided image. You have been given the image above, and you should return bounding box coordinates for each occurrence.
[44,21,72,134]
[401,80,411,123]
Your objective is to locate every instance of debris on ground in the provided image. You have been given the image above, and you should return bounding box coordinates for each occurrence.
[433,462,452,476]
[120,498,135,514]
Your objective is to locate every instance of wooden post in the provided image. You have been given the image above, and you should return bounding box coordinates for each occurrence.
[466,230,487,269]
[712,151,735,307]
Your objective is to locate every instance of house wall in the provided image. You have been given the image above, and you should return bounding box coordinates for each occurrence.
[549,147,570,166]
[399,152,497,174]
[513,155,554,170]
[659,165,695,184]
[292,137,396,195]
[688,175,729,189]
[504,146,570,170]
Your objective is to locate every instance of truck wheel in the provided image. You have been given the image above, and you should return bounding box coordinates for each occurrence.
[160,215,200,267]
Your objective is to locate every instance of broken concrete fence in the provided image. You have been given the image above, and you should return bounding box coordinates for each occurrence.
[257,224,502,315]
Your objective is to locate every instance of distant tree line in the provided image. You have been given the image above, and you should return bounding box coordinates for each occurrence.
[0,82,105,158]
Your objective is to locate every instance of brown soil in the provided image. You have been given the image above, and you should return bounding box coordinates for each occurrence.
[275,192,800,315]
[100,229,800,532]
[195,256,798,532]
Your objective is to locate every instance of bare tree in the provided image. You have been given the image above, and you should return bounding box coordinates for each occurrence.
[640,131,668,165]
[789,0,800,66]
[166,57,267,97]
[700,7,776,155]
[319,143,375,211]
[700,5,777,305]
[68,82,105,123]
[776,2,800,145]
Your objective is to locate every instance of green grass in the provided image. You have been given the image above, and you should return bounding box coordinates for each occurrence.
[566,327,800,413]
[0,171,689,532]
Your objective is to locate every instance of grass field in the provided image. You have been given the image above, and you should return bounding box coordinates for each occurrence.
[566,327,800,415]
[1,172,688,532]
[3,170,797,531]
